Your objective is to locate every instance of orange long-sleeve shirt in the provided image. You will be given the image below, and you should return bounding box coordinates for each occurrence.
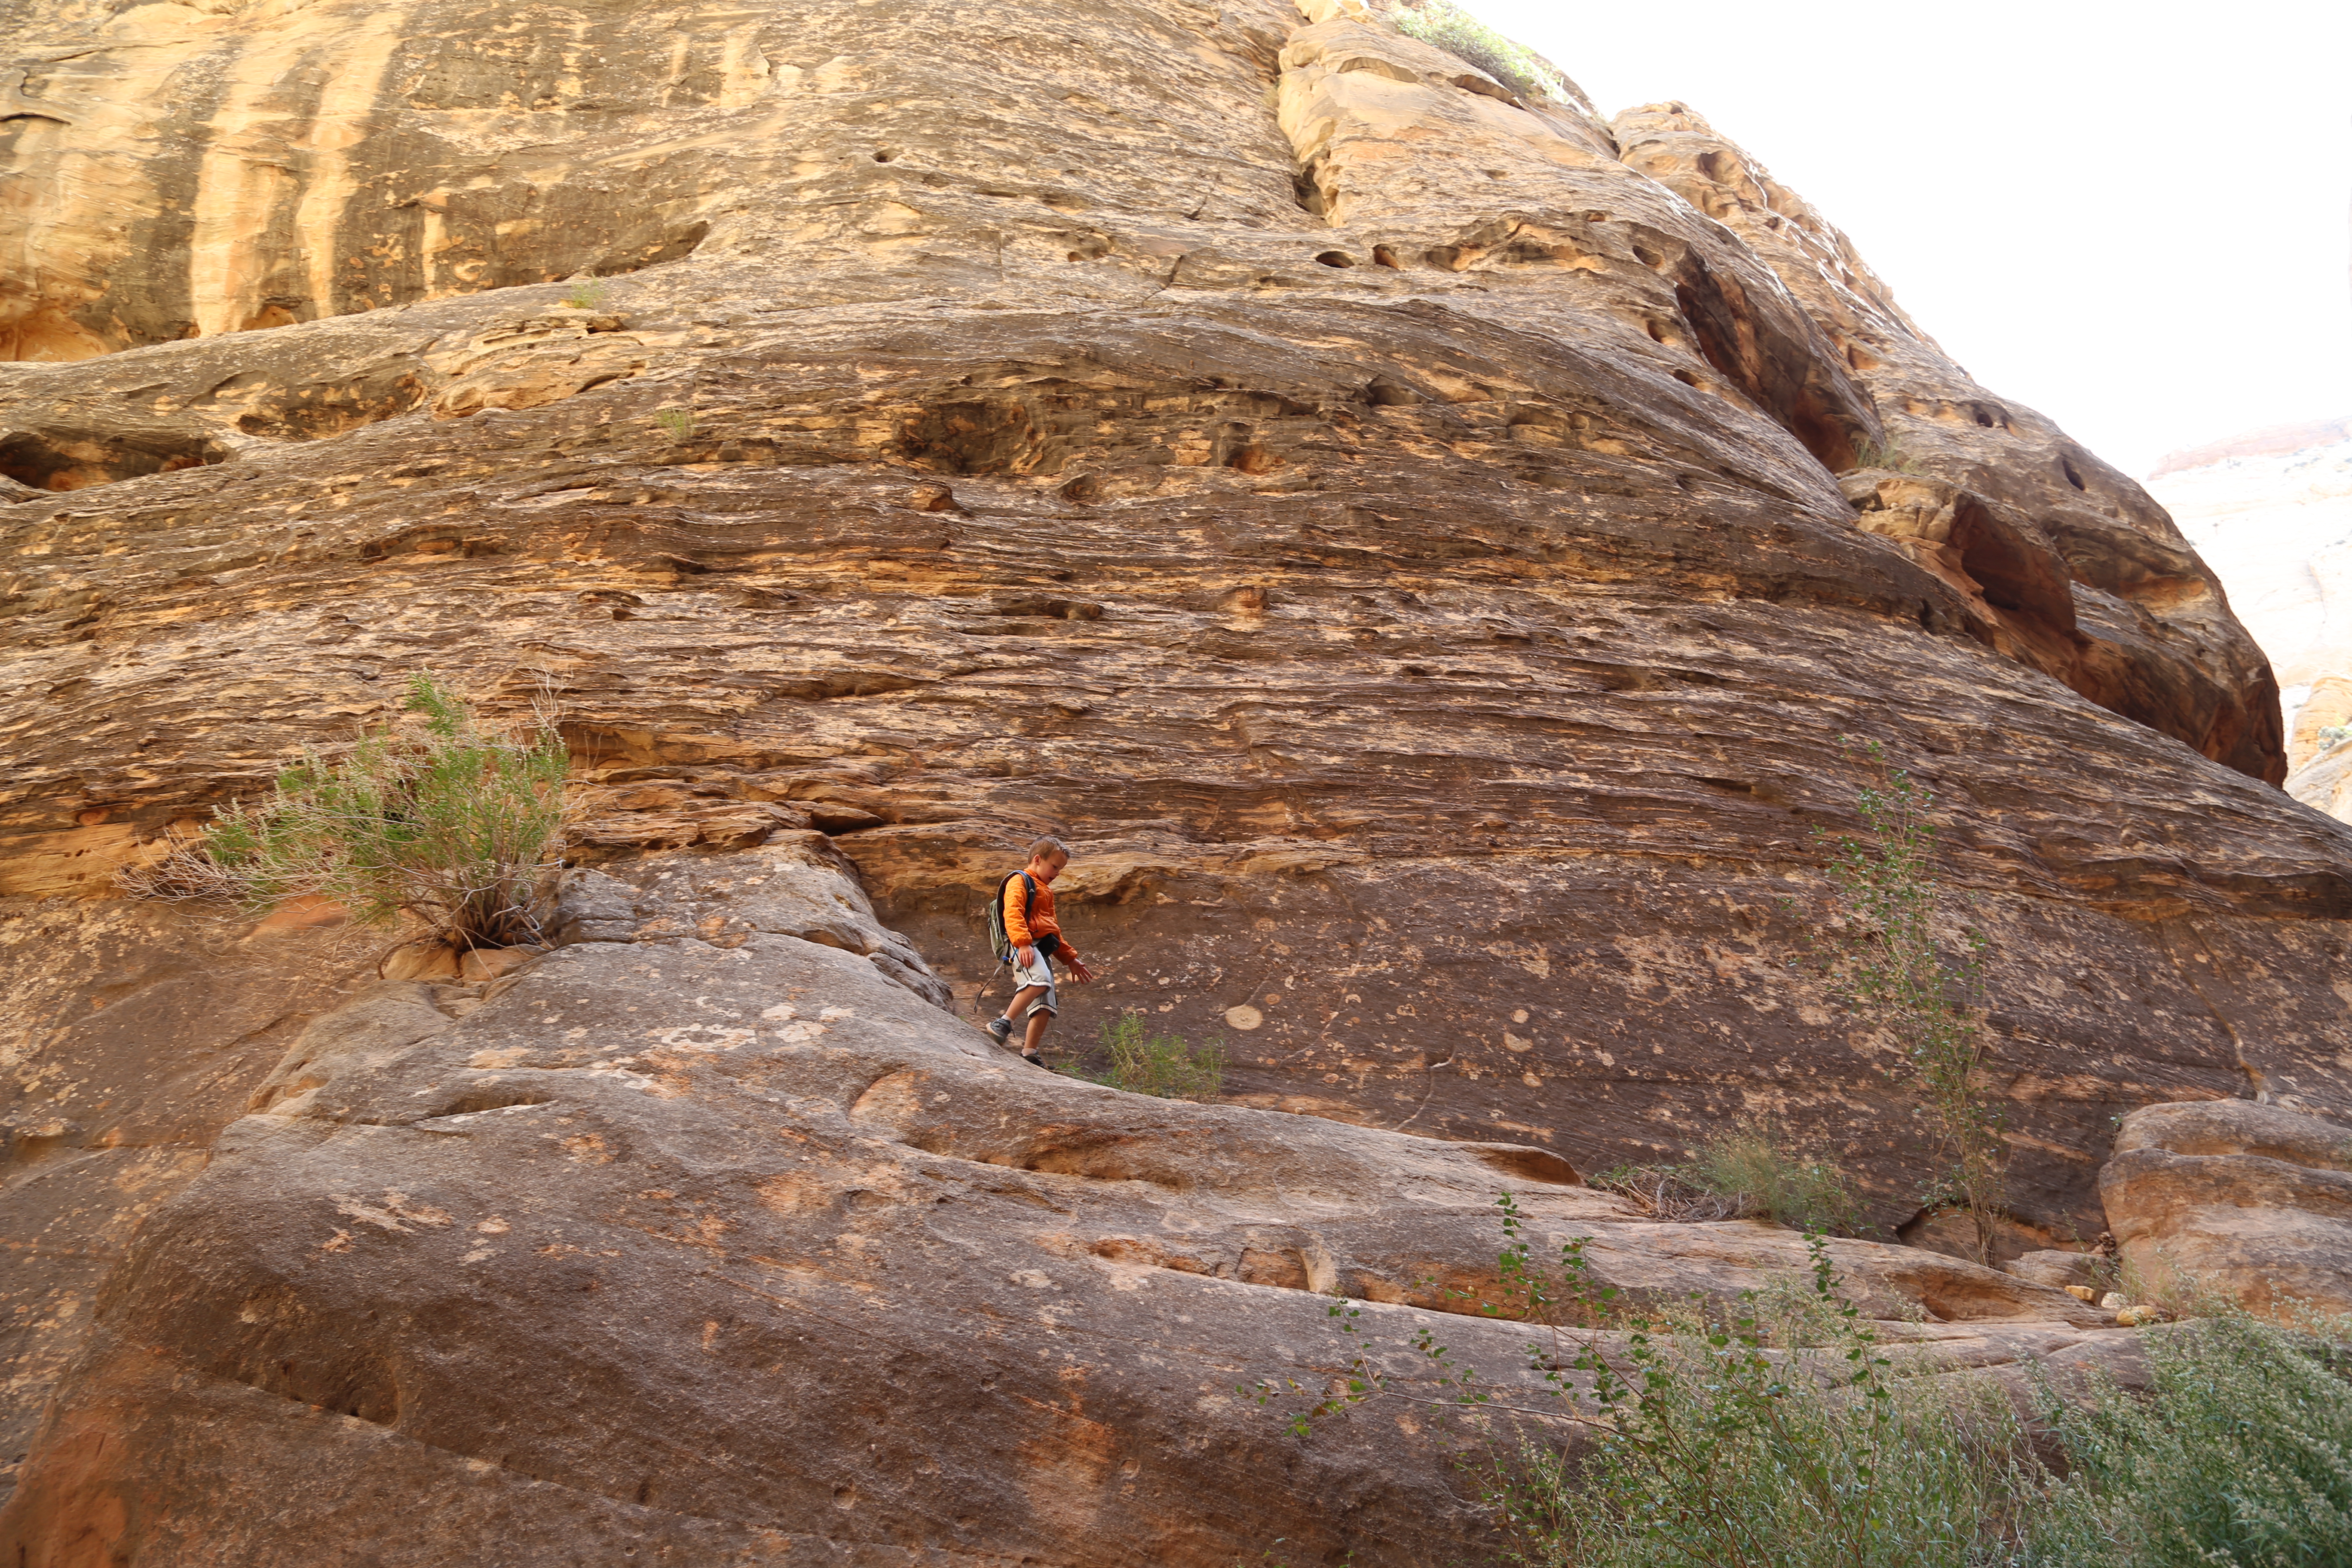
[1002,873,1078,962]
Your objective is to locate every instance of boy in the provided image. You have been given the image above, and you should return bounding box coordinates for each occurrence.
[987,836,1094,1065]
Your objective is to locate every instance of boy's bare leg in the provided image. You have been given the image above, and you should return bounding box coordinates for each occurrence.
[1002,985,1046,1025]
[1023,1009,1051,1056]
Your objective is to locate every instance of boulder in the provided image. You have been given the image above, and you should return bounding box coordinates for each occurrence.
[2100,1099,2352,1318]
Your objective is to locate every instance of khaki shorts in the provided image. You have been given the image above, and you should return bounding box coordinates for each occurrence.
[1008,948,1058,1017]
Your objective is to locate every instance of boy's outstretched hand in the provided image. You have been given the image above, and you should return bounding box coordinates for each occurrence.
[1067,958,1095,984]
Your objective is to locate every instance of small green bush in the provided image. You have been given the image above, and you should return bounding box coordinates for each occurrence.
[121,674,569,949]
[1061,1011,1224,1101]
[1813,739,2004,1264]
[561,278,607,309]
[1590,1124,1860,1233]
[2319,723,2352,750]
[1390,0,1566,102]
[2027,1311,2352,1565]
[654,407,696,440]
[1690,1125,1859,1232]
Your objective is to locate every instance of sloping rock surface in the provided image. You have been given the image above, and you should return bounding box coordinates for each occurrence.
[2101,1098,2352,1319]
[3,847,2124,1565]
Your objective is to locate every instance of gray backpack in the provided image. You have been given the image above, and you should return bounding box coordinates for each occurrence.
[984,871,1037,964]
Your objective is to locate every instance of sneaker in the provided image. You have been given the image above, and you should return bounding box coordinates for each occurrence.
[1020,1052,1045,1068]
[986,1017,1014,1046]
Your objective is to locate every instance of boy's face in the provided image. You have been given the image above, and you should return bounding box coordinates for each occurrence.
[1031,852,1069,883]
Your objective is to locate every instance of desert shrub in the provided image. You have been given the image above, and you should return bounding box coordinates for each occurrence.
[1255,1199,2042,1566]
[2319,723,2352,750]
[120,674,568,949]
[1250,1197,2352,1568]
[654,407,695,439]
[1390,0,1565,101]
[2024,1311,2352,1566]
[1812,740,2005,1263]
[1060,1011,1224,1101]
[1689,1125,1859,1232]
[1589,1124,1860,1233]
[1847,438,1920,474]
[561,277,606,309]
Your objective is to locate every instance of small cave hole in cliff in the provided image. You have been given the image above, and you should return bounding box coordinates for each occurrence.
[1315,250,1355,267]
[1672,271,1856,472]
[0,429,220,491]
[2061,456,2088,491]
[1290,162,1327,217]
[1372,245,1401,269]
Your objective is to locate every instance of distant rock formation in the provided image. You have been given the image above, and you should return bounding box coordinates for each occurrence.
[2146,420,2352,818]
[2150,416,2352,479]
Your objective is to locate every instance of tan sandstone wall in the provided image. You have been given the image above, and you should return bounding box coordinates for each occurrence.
[1,0,2346,1560]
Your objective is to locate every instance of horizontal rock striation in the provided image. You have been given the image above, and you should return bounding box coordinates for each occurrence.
[2,0,2349,1556]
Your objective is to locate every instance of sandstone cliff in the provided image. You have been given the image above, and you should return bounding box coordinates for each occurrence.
[3,0,2349,1559]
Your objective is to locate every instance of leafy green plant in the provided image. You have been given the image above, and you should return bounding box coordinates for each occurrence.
[1589,1123,1860,1233]
[2318,723,2352,750]
[654,406,696,440]
[2026,1310,2352,1565]
[1812,740,2004,1264]
[120,674,569,950]
[1059,1011,1224,1100]
[1252,1197,2041,1567]
[561,277,607,309]
[1390,0,1567,101]
[1246,1195,2352,1568]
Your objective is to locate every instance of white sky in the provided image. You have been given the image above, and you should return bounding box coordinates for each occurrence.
[1472,0,2352,478]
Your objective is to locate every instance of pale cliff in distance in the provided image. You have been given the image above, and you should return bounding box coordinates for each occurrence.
[2145,417,2352,818]
[3,0,2350,1561]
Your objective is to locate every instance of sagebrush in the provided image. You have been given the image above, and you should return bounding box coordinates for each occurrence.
[1592,1122,1859,1232]
[1848,437,1921,474]
[121,674,570,949]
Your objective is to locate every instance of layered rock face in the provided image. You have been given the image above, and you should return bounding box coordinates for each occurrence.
[3,0,2350,1557]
